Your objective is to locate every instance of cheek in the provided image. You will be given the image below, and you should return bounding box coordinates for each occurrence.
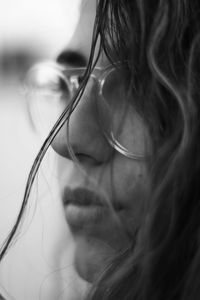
[112,157,149,201]
[118,182,149,236]
[110,158,150,233]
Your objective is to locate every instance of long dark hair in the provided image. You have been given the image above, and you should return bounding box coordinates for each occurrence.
[1,1,200,300]
[86,1,200,300]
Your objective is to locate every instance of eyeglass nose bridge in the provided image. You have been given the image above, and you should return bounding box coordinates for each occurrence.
[69,69,105,98]
[81,65,118,99]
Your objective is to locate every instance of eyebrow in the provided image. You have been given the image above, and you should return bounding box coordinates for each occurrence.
[56,50,87,67]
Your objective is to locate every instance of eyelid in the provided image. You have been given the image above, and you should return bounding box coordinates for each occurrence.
[61,63,123,90]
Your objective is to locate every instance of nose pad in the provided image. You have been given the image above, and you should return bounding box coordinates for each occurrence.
[51,78,114,164]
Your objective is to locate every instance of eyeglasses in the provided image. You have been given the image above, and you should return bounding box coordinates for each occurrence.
[25,61,150,160]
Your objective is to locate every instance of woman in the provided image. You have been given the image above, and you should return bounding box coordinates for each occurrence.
[1,0,200,299]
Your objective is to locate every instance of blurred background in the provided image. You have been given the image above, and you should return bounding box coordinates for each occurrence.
[0,1,88,299]
[0,0,81,200]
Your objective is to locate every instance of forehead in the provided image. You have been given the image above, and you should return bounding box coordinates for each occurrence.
[57,0,109,67]
[63,0,96,61]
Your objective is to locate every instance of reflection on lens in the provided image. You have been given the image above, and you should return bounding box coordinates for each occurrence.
[98,67,149,159]
[99,68,133,152]
[26,62,70,138]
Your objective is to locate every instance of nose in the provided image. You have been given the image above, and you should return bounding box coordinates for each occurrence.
[51,77,113,164]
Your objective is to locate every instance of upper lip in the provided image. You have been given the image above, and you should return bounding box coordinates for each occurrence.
[62,187,109,208]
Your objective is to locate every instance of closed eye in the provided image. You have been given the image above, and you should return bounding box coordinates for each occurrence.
[56,50,87,67]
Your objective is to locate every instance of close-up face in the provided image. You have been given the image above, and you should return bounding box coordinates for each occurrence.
[50,0,153,282]
[2,1,200,300]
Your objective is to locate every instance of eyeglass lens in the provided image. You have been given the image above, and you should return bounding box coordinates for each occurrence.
[27,64,149,158]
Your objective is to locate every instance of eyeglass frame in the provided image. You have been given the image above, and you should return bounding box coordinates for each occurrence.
[27,61,151,160]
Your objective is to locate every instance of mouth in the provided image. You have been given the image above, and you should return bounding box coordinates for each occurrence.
[62,187,110,231]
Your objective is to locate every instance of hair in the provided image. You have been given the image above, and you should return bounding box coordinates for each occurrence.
[1,1,200,300]
[86,1,200,300]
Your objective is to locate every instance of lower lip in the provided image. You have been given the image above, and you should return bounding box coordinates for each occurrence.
[64,204,108,230]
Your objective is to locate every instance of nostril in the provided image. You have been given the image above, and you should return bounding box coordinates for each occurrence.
[75,153,101,166]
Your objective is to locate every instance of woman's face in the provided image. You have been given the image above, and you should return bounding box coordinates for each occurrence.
[52,0,152,282]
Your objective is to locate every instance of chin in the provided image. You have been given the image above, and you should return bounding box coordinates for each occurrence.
[73,235,116,282]
[62,187,138,281]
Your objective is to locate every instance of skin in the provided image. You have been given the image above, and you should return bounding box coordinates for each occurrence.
[52,0,152,283]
